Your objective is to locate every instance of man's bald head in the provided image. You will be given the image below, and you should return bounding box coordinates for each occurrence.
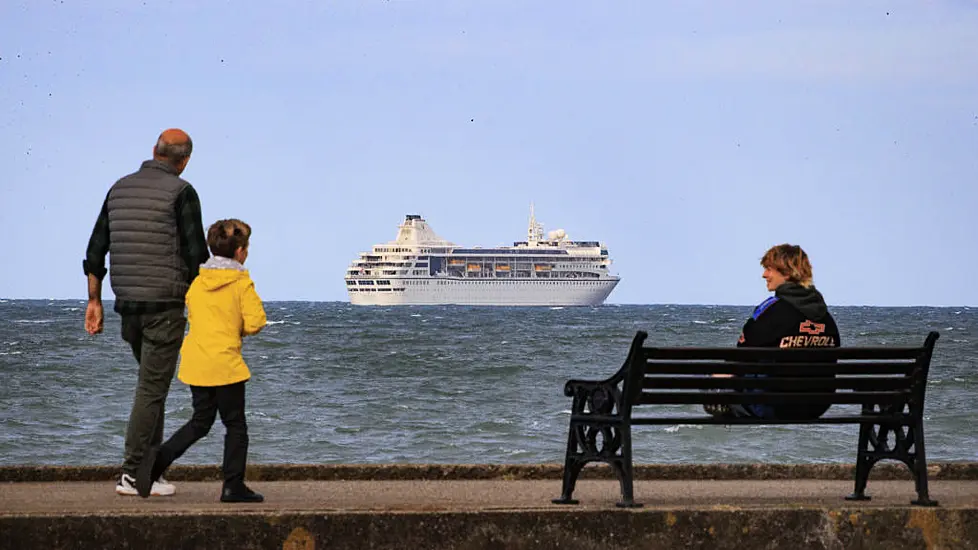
[153,128,193,174]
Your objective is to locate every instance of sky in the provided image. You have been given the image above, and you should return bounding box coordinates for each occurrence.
[1,0,976,306]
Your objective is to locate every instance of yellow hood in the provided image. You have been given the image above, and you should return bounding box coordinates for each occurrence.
[195,265,250,291]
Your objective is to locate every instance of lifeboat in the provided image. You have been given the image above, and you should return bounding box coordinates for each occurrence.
[534,264,552,271]
[495,264,511,271]
[467,263,482,271]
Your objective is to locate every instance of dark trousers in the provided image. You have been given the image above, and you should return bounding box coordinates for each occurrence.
[120,309,186,476]
[157,381,250,487]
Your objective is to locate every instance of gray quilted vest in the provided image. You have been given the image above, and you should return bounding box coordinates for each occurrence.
[107,160,191,303]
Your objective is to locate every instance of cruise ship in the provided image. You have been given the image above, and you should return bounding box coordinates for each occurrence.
[344,207,620,306]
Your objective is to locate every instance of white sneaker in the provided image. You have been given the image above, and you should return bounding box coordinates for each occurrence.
[116,473,176,496]
[116,473,138,496]
[154,476,176,496]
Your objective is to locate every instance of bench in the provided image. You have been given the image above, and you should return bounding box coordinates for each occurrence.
[552,330,940,508]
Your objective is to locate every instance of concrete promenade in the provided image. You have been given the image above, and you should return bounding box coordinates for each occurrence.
[2,463,977,549]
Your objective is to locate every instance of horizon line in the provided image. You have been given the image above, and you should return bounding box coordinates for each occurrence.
[1,298,974,309]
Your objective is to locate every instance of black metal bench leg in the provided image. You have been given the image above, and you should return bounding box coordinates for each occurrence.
[846,422,873,502]
[553,423,585,505]
[552,457,585,505]
[911,419,938,507]
[613,426,642,508]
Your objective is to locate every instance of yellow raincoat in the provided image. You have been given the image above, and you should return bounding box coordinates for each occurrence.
[178,259,267,387]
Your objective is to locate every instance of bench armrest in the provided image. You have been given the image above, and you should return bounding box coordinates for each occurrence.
[561,331,647,418]
[563,375,624,416]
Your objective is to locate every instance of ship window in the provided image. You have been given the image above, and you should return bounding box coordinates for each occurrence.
[357,280,375,285]
[345,280,356,286]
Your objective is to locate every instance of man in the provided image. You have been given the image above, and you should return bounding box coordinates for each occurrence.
[84,128,209,496]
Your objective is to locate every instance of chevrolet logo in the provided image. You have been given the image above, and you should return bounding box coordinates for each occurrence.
[799,321,826,335]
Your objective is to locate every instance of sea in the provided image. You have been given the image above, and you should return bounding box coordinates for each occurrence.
[0,299,975,467]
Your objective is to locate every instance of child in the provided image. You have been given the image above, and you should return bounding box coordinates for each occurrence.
[136,218,267,502]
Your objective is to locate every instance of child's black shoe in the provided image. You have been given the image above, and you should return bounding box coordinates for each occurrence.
[221,484,264,503]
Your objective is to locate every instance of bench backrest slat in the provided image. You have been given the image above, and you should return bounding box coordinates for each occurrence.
[643,361,915,376]
[643,376,914,391]
[638,391,909,406]
[644,347,924,361]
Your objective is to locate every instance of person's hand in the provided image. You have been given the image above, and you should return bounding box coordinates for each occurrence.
[85,300,104,335]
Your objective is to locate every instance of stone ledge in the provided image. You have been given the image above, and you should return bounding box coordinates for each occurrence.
[3,508,977,550]
[2,462,977,482]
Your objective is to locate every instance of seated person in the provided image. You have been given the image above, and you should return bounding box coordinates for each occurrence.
[705,243,841,419]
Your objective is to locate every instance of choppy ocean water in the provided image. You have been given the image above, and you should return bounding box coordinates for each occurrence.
[0,299,975,467]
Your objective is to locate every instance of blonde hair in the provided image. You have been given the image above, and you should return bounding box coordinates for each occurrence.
[207,219,252,259]
[761,244,813,288]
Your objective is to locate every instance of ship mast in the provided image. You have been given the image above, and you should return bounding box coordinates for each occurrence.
[527,203,544,246]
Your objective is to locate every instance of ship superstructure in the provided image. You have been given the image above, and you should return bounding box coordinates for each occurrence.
[344,206,620,306]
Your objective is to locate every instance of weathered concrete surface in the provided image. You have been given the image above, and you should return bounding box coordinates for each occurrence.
[2,479,977,549]
[2,461,977,482]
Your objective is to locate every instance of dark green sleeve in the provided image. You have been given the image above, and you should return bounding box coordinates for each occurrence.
[175,185,209,281]
[83,194,110,279]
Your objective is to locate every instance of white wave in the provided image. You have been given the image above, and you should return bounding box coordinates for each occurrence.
[265,320,286,325]
[692,320,708,324]
[411,314,422,317]
[13,319,55,324]
[62,307,81,312]
[550,307,564,310]
[664,424,704,433]
[0,351,23,355]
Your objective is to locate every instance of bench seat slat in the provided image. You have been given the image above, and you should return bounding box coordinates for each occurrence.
[644,362,914,375]
[643,377,913,391]
[629,415,912,425]
[646,347,922,361]
[638,390,908,405]
[569,413,911,425]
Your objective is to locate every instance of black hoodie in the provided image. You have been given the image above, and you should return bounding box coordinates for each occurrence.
[739,283,840,349]
[737,282,841,419]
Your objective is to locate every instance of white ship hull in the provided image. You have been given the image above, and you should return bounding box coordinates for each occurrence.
[345,208,620,306]
[348,278,619,306]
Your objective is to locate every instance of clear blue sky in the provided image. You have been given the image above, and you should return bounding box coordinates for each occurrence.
[2,1,976,306]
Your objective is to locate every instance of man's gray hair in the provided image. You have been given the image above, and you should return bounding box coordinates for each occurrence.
[154,135,193,163]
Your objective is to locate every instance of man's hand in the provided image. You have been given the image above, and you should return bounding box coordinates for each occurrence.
[85,300,104,335]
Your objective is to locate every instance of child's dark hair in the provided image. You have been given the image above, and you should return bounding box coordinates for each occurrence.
[207,219,252,259]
